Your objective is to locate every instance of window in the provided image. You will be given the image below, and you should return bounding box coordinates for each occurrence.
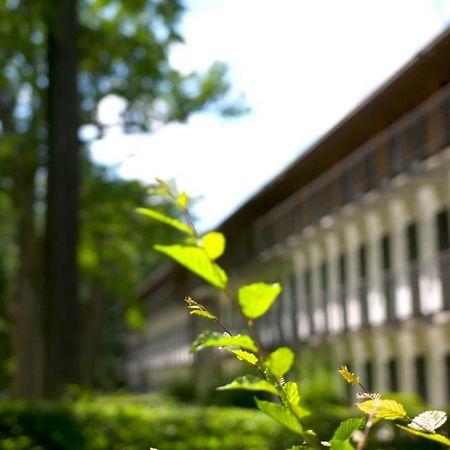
[363,152,376,191]
[436,209,450,309]
[359,245,369,326]
[387,358,399,392]
[446,353,450,405]
[436,209,450,251]
[407,222,420,316]
[415,355,427,402]
[365,360,374,392]
[304,269,314,335]
[289,273,298,343]
[320,262,328,333]
[411,118,426,161]
[338,253,348,330]
[386,135,403,176]
[443,98,450,146]
[381,234,395,321]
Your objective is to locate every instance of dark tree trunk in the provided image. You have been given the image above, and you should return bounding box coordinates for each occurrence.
[44,0,81,397]
[11,150,45,398]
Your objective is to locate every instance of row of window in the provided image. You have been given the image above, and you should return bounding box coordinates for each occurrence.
[229,87,450,264]
[255,207,450,344]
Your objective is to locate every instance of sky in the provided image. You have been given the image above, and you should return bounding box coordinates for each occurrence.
[91,0,450,231]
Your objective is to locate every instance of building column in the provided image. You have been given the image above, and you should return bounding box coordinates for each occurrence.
[397,327,415,394]
[344,222,361,330]
[425,325,447,407]
[309,243,327,334]
[293,250,310,340]
[371,329,388,392]
[365,212,385,326]
[281,272,295,343]
[325,233,343,334]
[416,184,442,314]
[388,198,412,320]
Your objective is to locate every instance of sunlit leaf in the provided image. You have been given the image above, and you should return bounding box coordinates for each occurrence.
[357,399,406,420]
[238,282,282,319]
[224,348,258,365]
[332,418,366,441]
[338,365,359,385]
[201,231,225,260]
[154,244,228,288]
[176,191,189,209]
[283,382,300,405]
[217,375,278,395]
[136,208,193,235]
[408,410,447,433]
[185,297,217,320]
[191,331,258,353]
[397,425,450,446]
[329,440,355,450]
[265,347,295,377]
[255,399,303,434]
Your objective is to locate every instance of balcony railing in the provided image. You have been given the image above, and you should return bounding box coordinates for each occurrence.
[247,85,450,256]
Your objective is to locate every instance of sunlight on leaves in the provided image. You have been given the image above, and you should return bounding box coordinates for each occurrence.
[265,347,295,377]
[191,331,258,353]
[154,244,228,288]
[217,375,278,395]
[136,207,193,235]
[397,425,450,446]
[255,399,303,434]
[408,410,447,433]
[357,399,406,420]
[338,365,360,385]
[201,231,226,260]
[224,348,258,365]
[238,282,282,319]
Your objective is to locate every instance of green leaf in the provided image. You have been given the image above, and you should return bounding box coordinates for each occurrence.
[332,418,366,441]
[176,191,189,209]
[283,382,300,405]
[185,297,217,320]
[191,331,258,353]
[201,231,226,260]
[338,365,360,385]
[154,244,228,288]
[224,348,258,365]
[136,208,193,235]
[408,410,447,433]
[217,375,278,395]
[397,425,450,447]
[255,399,303,434]
[238,282,282,319]
[329,440,355,450]
[357,399,406,420]
[265,347,295,377]
[291,404,310,420]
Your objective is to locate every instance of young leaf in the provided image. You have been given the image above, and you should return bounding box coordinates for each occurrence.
[397,425,450,446]
[282,382,300,405]
[176,191,189,209]
[154,244,228,288]
[185,297,217,320]
[255,399,303,434]
[238,282,282,319]
[136,208,193,236]
[217,375,278,395]
[357,399,406,420]
[224,348,258,365]
[265,347,295,377]
[191,331,258,353]
[408,410,447,433]
[329,440,355,450]
[338,365,359,385]
[201,232,226,260]
[332,418,366,441]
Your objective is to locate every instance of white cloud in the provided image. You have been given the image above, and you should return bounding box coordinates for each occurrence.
[92,0,450,230]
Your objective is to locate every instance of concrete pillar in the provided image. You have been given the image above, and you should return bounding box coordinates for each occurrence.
[344,222,361,330]
[309,243,327,334]
[416,185,442,314]
[425,325,447,407]
[293,250,310,339]
[365,212,385,326]
[397,327,415,393]
[372,329,388,392]
[388,199,412,319]
[325,232,343,333]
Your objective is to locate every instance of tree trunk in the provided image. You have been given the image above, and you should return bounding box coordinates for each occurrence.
[11,150,45,398]
[81,279,105,387]
[44,0,81,397]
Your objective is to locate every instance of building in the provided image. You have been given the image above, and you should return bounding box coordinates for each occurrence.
[127,28,450,407]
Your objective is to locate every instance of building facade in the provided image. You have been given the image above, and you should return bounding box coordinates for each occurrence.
[127,29,450,407]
